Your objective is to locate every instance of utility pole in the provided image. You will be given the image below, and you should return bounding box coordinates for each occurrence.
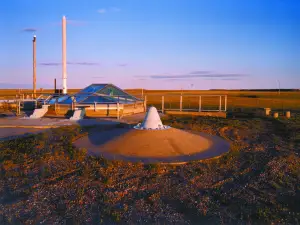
[33,35,36,98]
[62,16,67,94]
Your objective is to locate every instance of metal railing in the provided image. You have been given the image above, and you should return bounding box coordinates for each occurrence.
[143,94,227,113]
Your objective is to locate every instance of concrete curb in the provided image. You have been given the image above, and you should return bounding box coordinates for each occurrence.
[0,125,60,129]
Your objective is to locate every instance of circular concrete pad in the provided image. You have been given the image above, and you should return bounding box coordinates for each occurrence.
[74,128,230,163]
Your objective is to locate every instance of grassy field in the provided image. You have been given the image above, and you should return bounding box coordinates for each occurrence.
[126,89,300,111]
[1,88,300,112]
[0,112,299,224]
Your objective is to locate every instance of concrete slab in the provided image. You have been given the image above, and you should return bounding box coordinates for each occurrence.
[74,127,230,164]
[0,117,121,128]
[0,128,46,141]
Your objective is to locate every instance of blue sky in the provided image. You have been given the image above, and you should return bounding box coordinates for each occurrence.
[0,0,299,90]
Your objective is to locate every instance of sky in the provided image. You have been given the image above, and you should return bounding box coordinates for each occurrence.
[0,0,299,90]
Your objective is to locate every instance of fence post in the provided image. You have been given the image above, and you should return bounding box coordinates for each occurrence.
[94,102,97,112]
[117,102,120,120]
[219,96,222,112]
[199,96,202,112]
[144,95,147,112]
[162,96,164,113]
[17,101,20,115]
[180,94,183,112]
[225,95,227,111]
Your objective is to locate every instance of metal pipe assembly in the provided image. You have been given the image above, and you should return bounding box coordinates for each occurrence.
[33,35,36,98]
[62,16,67,94]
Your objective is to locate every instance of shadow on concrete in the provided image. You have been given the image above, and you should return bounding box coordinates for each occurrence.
[73,123,230,164]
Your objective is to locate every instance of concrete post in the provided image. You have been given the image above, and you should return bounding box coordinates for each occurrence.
[264,108,271,116]
[144,95,147,112]
[162,96,164,113]
[94,102,97,111]
[117,102,120,120]
[273,112,279,118]
[17,101,20,115]
[285,111,291,119]
[219,96,222,111]
[199,96,202,112]
[180,94,183,112]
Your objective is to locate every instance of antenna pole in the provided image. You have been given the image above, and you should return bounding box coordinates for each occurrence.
[33,35,36,98]
[62,16,67,94]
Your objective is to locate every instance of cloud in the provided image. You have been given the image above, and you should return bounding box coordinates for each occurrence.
[39,61,100,66]
[68,62,100,65]
[92,76,104,78]
[97,7,121,14]
[39,62,60,66]
[136,78,147,81]
[149,74,246,79]
[97,9,106,14]
[118,63,128,67]
[221,78,241,81]
[21,28,37,33]
[188,71,211,75]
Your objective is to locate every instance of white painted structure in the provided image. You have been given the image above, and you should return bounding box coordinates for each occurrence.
[70,108,85,121]
[62,16,67,94]
[134,106,170,130]
[29,105,49,119]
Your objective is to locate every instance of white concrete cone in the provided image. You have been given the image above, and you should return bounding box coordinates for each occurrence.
[134,106,170,130]
[141,107,163,129]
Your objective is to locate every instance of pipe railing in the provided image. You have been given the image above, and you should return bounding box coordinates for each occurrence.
[143,94,228,113]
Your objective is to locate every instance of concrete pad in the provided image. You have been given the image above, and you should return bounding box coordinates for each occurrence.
[74,127,230,164]
[0,117,120,128]
[0,128,46,141]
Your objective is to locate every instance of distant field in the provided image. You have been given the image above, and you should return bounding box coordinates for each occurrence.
[125,89,300,111]
[1,88,300,111]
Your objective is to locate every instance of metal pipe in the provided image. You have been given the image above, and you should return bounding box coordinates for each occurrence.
[162,96,164,113]
[199,96,202,112]
[33,35,36,98]
[62,16,67,94]
[180,95,183,112]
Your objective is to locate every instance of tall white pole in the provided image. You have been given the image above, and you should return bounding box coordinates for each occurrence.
[62,16,67,94]
[33,35,36,98]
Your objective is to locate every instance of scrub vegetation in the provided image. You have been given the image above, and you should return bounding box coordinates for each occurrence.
[0,112,299,224]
